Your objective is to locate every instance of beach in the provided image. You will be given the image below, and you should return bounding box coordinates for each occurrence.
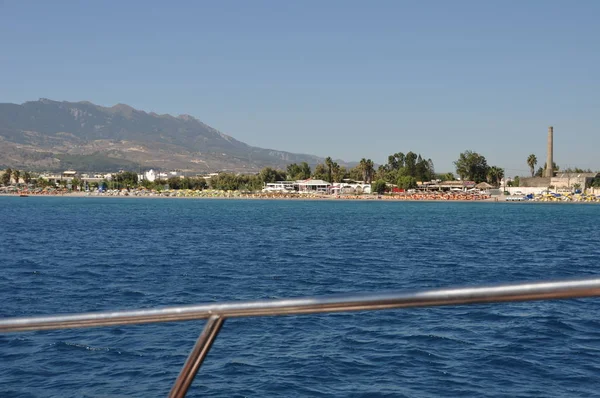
[1,189,498,202]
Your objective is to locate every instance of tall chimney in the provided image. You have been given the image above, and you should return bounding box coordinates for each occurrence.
[544,126,554,178]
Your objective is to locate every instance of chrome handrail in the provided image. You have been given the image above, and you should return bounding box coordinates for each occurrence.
[2,277,600,397]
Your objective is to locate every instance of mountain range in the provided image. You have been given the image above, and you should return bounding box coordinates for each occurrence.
[0,99,328,173]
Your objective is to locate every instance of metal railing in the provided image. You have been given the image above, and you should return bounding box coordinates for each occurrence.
[2,277,600,397]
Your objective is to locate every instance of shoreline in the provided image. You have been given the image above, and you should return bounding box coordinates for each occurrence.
[1,192,598,203]
[0,191,494,201]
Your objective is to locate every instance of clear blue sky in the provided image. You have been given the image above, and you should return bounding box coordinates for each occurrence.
[1,0,599,174]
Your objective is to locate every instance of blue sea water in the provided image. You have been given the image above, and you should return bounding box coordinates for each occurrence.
[1,197,599,397]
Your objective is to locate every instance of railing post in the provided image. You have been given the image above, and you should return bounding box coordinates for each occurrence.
[169,315,225,398]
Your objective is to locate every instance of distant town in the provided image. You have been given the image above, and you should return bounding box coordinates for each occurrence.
[2,139,599,202]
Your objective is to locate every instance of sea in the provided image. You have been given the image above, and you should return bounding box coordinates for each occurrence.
[1,197,599,397]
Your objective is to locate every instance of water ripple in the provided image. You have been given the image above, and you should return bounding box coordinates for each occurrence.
[1,198,600,397]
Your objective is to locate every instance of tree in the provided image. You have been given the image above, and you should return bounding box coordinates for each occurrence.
[188,177,208,190]
[454,150,489,183]
[23,172,32,184]
[1,168,11,186]
[527,154,537,177]
[397,176,417,190]
[496,167,505,188]
[331,162,344,183]
[487,166,504,187]
[312,164,328,181]
[12,170,20,185]
[535,167,544,177]
[365,159,375,183]
[405,152,418,176]
[286,163,311,180]
[167,177,182,190]
[259,167,286,184]
[537,162,559,176]
[71,177,82,191]
[286,163,300,180]
[346,165,363,182]
[562,167,591,173]
[325,157,333,183]
[372,179,387,194]
[387,152,405,171]
[299,162,311,180]
[115,171,138,187]
[36,177,50,188]
[436,173,455,182]
[359,159,367,182]
[415,156,434,182]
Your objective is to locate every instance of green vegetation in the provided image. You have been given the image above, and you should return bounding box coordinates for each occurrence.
[286,162,311,180]
[209,173,261,191]
[527,154,537,177]
[454,151,489,183]
[2,148,597,195]
[367,152,433,188]
[562,167,593,173]
[372,179,387,194]
[535,162,560,177]
[397,176,417,190]
[1,168,11,185]
[454,150,504,186]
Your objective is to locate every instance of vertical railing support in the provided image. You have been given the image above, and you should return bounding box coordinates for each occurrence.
[169,315,225,398]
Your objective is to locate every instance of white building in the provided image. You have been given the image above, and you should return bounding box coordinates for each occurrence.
[330,181,371,194]
[262,181,296,193]
[296,179,331,193]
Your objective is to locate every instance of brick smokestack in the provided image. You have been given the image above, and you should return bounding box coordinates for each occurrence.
[544,126,554,178]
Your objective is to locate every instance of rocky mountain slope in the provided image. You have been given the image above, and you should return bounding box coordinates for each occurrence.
[0,99,323,172]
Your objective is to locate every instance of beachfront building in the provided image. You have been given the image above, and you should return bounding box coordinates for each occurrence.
[138,169,157,182]
[262,181,296,193]
[138,169,180,182]
[40,170,79,185]
[296,179,331,194]
[423,180,476,192]
[520,173,598,192]
[330,181,372,194]
[552,173,598,190]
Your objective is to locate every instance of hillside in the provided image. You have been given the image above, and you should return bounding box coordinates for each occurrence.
[0,99,323,172]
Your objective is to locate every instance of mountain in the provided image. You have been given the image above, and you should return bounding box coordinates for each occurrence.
[0,98,325,172]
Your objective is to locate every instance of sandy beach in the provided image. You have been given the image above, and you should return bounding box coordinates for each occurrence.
[0,190,500,202]
[3,189,598,202]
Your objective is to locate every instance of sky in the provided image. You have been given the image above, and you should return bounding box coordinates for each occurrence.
[1,0,599,174]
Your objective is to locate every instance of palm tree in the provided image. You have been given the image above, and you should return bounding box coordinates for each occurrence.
[496,167,505,188]
[331,162,342,183]
[325,157,333,183]
[486,166,505,187]
[365,159,375,183]
[1,168,11,186]
[527,154,537,177]
[487,167,496,185]
[359,158,367,183]
[12,170,20,185]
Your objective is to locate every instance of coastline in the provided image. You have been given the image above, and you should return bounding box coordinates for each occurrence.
[0,191,496,202]
[3,191,597,203]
